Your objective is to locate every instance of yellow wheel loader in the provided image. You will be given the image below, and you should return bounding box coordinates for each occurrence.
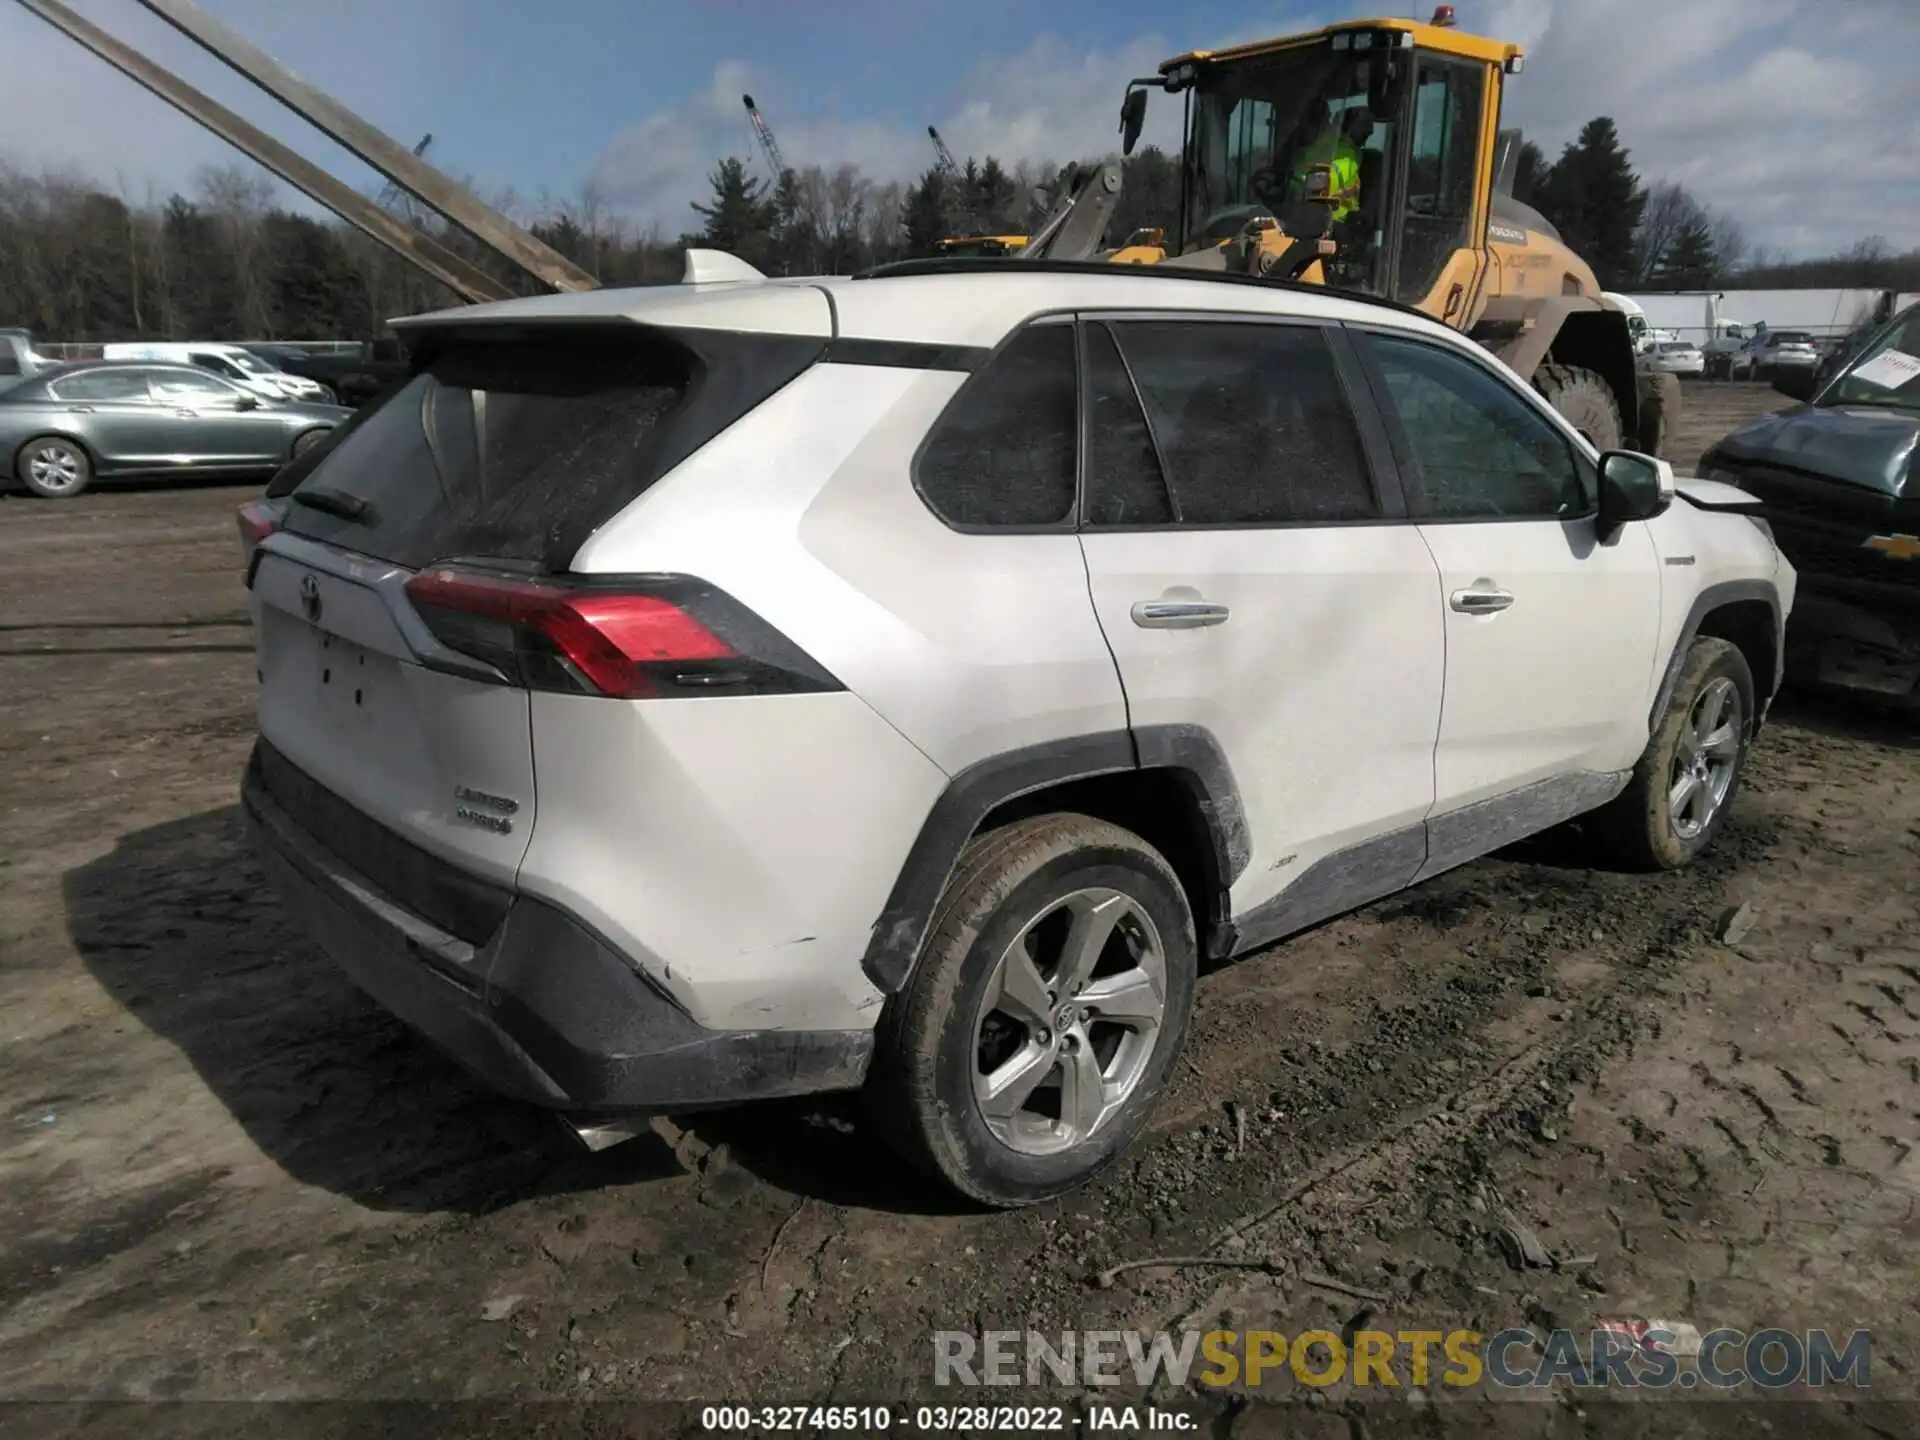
[1017,8,1677,454]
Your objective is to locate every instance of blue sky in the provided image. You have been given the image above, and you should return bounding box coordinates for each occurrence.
[2,0,1915,258]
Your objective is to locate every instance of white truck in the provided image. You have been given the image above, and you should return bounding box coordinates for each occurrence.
[0,329,59,386]
[99,341,336,404]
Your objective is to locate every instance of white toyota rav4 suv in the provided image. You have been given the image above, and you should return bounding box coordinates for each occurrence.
[239,254,1793,1207]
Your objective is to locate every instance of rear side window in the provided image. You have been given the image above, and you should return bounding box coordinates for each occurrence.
[915,324,1077,528]
[49,370,151,402]
[278,329,818,570]
[1088,320,1378,526]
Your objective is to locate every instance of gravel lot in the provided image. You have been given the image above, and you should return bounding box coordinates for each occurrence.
[3,381,1916,1435]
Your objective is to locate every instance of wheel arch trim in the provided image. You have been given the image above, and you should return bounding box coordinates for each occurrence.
[1649,580,1783,736]
[861,725,1249,994]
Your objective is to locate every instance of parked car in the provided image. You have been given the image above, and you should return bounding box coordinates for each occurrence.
[1734,330,1820,382]
[1701,302,1920,710]
[241,339,410,409]
[101,341,336,405]
[0,327,58,389]
[239,255,1793,1206]
[1652,340,1705,378]
[3,361,347,498]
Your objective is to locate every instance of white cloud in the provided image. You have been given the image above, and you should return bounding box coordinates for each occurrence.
[590,2,1918,258]
[1492,0,1919,256]
[589,32,1194,234]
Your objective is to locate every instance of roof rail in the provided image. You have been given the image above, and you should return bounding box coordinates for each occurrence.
[852,256,1431,320]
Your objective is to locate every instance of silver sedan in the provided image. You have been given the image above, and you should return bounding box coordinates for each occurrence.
[2,361,349,498]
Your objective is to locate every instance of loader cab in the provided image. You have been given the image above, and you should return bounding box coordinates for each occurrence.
[1149,18,1520,321]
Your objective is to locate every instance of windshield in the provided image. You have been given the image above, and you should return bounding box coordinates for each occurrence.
[1822,308,1920,412]
[1185,42,1399,286]
[227,351,275,375]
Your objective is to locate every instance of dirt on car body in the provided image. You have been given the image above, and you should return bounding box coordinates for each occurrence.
[2,387,1917,1430]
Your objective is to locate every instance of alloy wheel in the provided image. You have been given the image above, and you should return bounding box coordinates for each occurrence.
[26,442,85,496]
[1669,676,1742,841]
[971,886,1167,1156]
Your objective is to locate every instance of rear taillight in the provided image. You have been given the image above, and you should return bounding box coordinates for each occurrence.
[237,498,282,570]
[403,566,842,700]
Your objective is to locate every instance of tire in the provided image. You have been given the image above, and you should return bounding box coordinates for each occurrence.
[1534,363,1623,451]
[1590,637,1755,871]
[15,435,93,498]
[291,429,331,457]
[868,813,1198,1208]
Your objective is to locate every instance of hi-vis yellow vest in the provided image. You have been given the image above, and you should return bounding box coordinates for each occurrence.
[1295,133,1362,221]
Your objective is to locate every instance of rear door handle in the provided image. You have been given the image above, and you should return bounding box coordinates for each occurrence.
[64,405,95,414]
[1132,600,1230,629]
[1449,587,1515,615]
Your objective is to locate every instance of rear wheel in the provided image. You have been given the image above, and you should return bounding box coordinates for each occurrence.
[1534,363,1623,452]
[869,814,1197,1207]
[15,435,93,498]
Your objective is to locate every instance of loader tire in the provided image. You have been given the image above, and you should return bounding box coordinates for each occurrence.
[1634,369,1680,457]
[1534,363,1623,452]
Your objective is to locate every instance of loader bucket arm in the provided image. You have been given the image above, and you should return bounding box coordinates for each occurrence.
[1015,164,1124,261]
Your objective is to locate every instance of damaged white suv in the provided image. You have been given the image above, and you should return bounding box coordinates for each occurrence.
[240,254,1794,1207]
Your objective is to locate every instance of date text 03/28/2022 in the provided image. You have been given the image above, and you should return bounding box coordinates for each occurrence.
[697,1405,1191,1431]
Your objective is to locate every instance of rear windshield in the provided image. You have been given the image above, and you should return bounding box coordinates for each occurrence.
[1770,332,1814,345]
[278,327,818,570]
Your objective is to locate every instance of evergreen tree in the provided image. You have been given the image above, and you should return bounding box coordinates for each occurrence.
[690,157,778,266]
[902,167,950,256]
[1114,146,1180,243]
[1655,218,1719,288]
[1534,117,1645,289]
[969,157,1019,236]
[1512,139,1549,207]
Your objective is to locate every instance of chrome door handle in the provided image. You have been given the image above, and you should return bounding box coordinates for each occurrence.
[65,405,95,414]
[1450,587,1515,615]
[1131,600,1230,629]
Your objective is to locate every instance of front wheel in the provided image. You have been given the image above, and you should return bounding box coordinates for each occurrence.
[16,435,93,498]
[291,428,331,458]
[1591,637,1754,871]
[869,814,1197,1207]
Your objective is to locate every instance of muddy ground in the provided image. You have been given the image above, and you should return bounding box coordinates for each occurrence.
[2,381,1917,1436]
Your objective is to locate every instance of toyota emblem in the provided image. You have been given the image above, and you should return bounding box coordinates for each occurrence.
[299,573,323,624]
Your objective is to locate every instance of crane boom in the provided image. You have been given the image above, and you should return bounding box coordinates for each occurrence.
[927,126,959,178]
[741,94,788,182]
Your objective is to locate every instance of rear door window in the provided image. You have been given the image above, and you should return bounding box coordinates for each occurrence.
[278,328,818,570]
[1088,319,1379,526]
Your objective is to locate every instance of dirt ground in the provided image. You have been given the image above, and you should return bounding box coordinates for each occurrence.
[3,381,1917,1436]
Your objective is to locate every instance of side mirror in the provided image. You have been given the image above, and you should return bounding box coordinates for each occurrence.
[234,394,260,410]
[1595,450,1672,541]
[1119,88,1149,157]
[1771,368,1816,402]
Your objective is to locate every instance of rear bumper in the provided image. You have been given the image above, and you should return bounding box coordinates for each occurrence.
[243,742,873,1112]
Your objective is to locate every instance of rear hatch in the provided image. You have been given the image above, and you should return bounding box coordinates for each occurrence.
[247,315,830,927]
